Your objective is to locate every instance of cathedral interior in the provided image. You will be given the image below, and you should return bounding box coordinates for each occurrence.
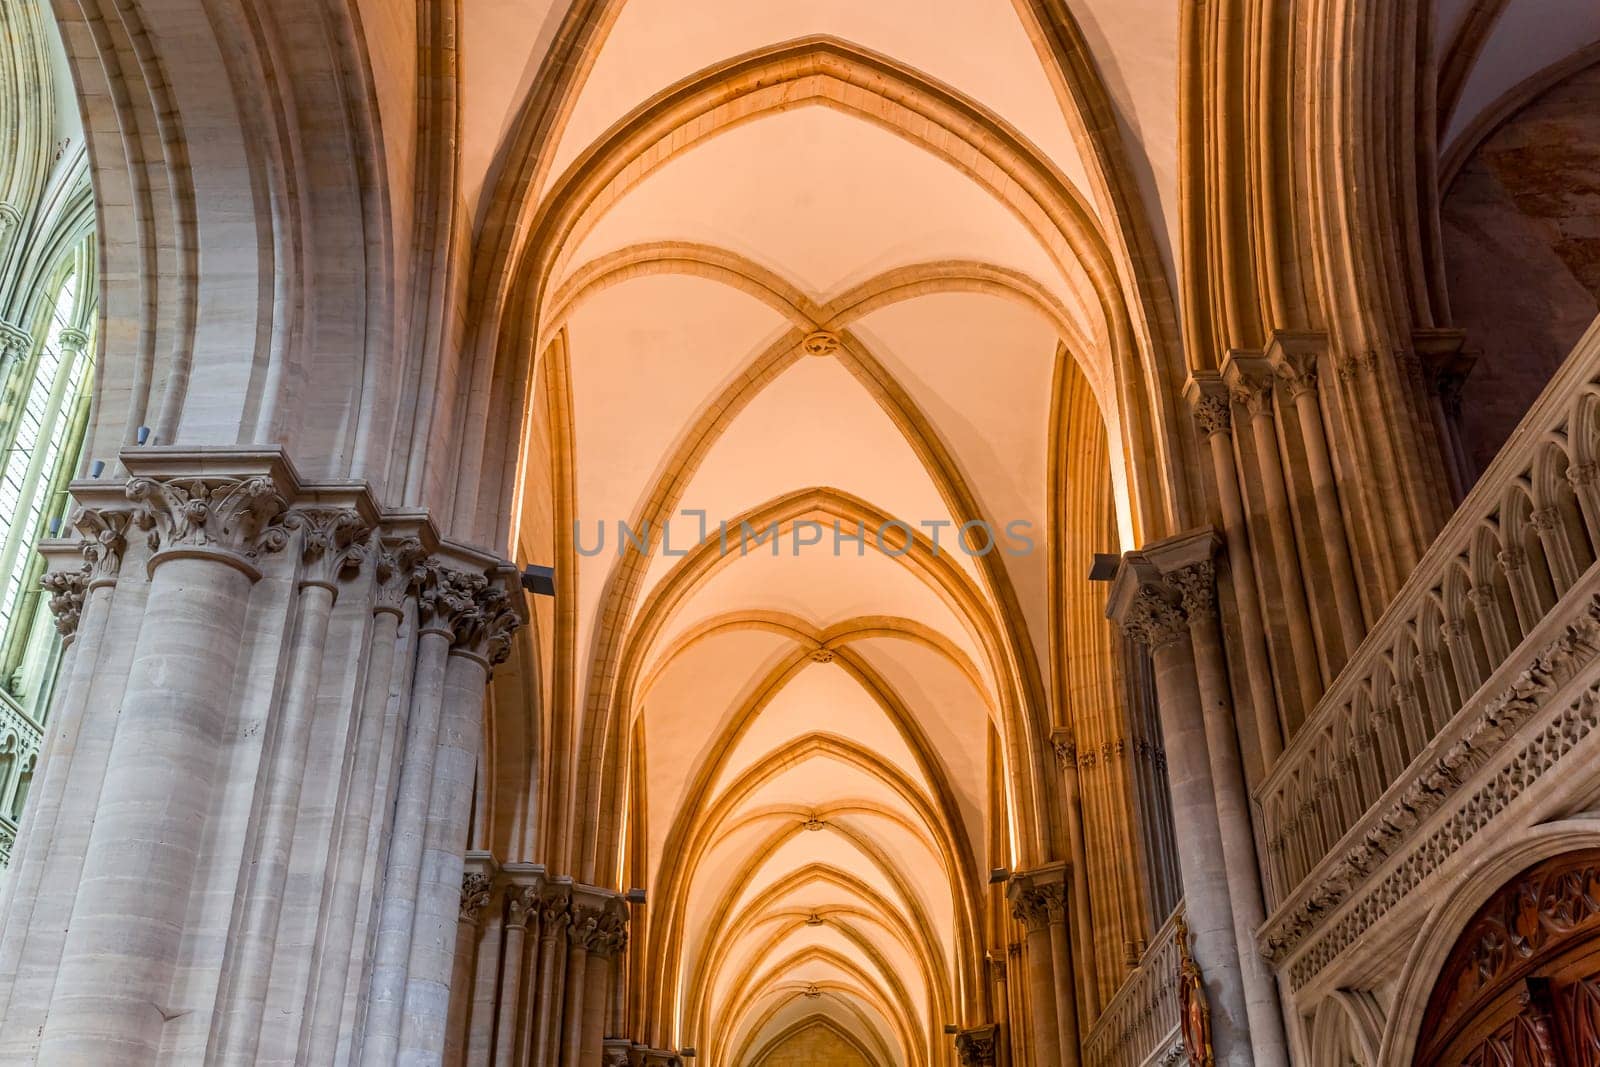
[1,1,1599,1064]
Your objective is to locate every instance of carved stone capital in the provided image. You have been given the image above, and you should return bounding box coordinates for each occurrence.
[1168,560,1217,623]
[459,871,493,924]
[285,507,371,590]
[1267,338,1322,399]
[1050,728,1077,769]
[1498,546,1528,574]
[1568,462,1600,490]
[56,327,89,354]
[570,902,628,957]
[70,507,133,583]
[371,536,428,617]
[505,886,535,929]
[538,889,572,941]
[1121,587,1189,650]
[448,579,522,667]
[955,1026,999,1067]
[1007,865,1069,930]
[1222,354,1276,419]
[40,566,89,637]
[1191,394,1232,438]
[127,475,289,574]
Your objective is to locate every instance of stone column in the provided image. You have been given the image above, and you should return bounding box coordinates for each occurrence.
[449,870,494,1066]
[957,1024,999,1067]
[217,507,370,1062]
[531,886,572,1067]
[1184,375,1282,767]
[581,905,627,1063]
[401,575,519,1063]
[1267,335,1366,660]
[1003,941,1028,1067]
[1010,865,1079,1067]
[304,536,425,1062]
[1156,540,1288,1067]
[984,954,1009,1067]
[560,906,598,1067]
[1047,729,1100,1021]
[0,507,128,1023]
[1223,353,1326,722]
[493,886,533,1067]
[1008,878,1062,1067]
[361,565,467,1065]
[1108,551,1253,1065]
[38,474,289,1063]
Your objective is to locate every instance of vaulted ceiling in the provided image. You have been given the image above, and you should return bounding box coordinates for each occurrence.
[458,1,1600,1064]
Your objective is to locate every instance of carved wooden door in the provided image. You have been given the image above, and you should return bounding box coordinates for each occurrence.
[1415,850,1600,1066]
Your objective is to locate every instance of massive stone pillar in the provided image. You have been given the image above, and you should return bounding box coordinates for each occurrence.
[1008,865,1078,1067]
[0,448,523,1065]
[1108,544,1253,1065]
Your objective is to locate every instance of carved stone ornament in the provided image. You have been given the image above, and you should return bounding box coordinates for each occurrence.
[1169,561,1217,623]
[40,566,89,637]
[1190,393,1232,439]
[955,1025,999,1067]
[1122,587,1189,650]
[459,871,493,923]
[285,507,372,588]
[1010,882,1066,930]
[568,905,604,952]
[538,890,572,940]
[127,475,289,567]
[1268,597,1600,989]
[70,507,133,582]
[801,330,840,357]
[372,536,427,616]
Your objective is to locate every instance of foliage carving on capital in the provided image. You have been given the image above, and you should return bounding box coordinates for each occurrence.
[1122,587,1189,650]
[127,476,289,565]
[71,507,133,581]
[449,579,522,666]
[1227,374,1275,419]
[40,566,89,637]
[538,890,572,941]
[372,537,428,616]
[459,871,493,923]
[1010,881,1066,930]
[569,905,607,954]
[1168,561,1217,623]
[285,507,371,588]
[955,1026,999,1067]
[505,886,535,929]
[1190,394,1232,438]
[1270,351,1320,399]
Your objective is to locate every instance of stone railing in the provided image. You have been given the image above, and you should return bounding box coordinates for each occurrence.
[1257,319,1600,920]
[1084,905,1184,1067]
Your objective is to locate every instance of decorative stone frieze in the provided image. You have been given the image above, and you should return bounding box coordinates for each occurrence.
[127,475,290,571]
[1263,596,1600,986]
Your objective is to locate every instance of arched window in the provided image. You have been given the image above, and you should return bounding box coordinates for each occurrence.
[0,0,97,877]
[0,244,95,710]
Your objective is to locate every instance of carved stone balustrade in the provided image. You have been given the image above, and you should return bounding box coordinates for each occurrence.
[1083,904,1185,1067]
[1257,316,1600,990]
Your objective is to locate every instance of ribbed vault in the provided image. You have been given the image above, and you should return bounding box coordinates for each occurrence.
[489,4,1186,1062]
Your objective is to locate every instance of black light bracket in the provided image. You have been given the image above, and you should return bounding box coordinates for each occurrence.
[520,564,556,597]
